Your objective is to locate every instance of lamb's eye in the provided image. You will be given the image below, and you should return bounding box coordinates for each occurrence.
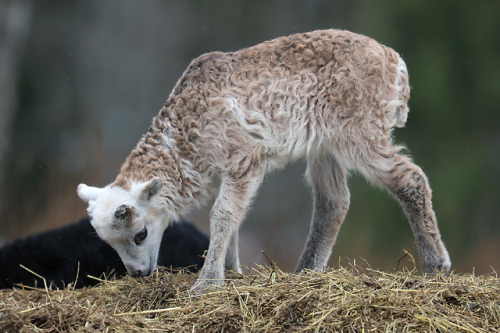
[134,226,148,245]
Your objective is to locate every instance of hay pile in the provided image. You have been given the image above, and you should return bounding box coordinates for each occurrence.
[0,265,498,332]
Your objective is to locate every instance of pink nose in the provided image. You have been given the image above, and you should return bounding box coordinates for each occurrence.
[127,264,148,277]
[134,268,151,277]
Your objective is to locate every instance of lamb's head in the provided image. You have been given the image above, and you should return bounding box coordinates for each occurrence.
[77,178,168,277]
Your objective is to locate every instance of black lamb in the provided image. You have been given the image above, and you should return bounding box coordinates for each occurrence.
[0,217,208,289]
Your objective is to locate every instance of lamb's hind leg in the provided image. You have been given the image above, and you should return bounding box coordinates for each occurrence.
[361,153,451,273]
[295,154,350,273]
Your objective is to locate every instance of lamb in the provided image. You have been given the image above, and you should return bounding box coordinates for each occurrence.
[77,29,451,293]
[0,217,208,289]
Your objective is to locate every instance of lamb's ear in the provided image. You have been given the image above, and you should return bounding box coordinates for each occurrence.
[139,178,162,202]
[77,184,103,202]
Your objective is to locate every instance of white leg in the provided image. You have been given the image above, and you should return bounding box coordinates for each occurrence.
[191,175,260,292]
[225,229,242,273]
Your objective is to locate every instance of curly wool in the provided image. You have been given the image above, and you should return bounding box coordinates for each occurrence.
[94,29,451,290]
[114,29,409,208]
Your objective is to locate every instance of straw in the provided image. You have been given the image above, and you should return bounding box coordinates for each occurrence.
[0,265,498,332]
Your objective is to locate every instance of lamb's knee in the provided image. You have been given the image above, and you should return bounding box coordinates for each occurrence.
[395,170,429,209]
[377,158,430,205]
[314,188,350,218]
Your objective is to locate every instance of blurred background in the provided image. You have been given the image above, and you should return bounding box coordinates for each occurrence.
[1,0,498,274]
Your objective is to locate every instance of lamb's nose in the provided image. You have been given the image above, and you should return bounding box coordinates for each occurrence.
[134,268,152,277]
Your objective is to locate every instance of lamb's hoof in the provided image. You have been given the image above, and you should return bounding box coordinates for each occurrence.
[225,270,244,279]
[190,278,223,295]
[422,253,451,275]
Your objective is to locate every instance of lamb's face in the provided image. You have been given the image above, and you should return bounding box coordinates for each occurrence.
[77,178,167,277]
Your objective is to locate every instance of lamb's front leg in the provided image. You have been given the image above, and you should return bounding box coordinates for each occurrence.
[225,230,242,273]
[191,176,260,293]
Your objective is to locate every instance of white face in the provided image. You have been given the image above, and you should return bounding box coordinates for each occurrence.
[77,178,168,277]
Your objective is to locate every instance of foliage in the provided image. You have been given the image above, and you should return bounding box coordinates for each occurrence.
[0,0,499,272]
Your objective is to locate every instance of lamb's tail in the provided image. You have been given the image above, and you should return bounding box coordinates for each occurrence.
[393,56,410,128]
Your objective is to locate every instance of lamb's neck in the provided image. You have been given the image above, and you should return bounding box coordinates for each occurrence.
[113,119,206,214]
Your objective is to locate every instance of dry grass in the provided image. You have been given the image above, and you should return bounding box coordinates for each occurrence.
[0,265,498,332]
